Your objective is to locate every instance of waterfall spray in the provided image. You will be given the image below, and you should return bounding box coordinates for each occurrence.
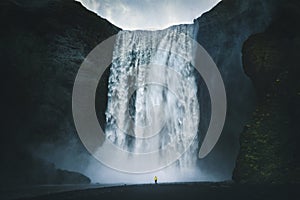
[72,21,226,182]
[104,24,200,173]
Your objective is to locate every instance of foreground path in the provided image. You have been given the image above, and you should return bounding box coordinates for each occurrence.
[16,182,299,200]
[0,184,116,200]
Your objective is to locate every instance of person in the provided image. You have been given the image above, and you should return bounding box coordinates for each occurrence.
[154,176,158,184]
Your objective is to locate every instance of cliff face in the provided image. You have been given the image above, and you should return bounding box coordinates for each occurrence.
[0,0,118,185]
[233,0,300,183]
[195,0,283,179]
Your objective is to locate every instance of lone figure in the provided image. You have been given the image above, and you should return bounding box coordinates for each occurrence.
[154,176,158,184]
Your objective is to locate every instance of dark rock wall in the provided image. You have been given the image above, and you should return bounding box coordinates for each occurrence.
[0,0,118,185]
[233,0,300,183]
[195,0,283,179]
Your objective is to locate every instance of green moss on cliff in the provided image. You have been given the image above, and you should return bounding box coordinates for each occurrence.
[233,0,300,183]
[234,73,297,183]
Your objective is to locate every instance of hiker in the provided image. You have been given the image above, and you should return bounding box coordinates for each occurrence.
[154,176,158,184]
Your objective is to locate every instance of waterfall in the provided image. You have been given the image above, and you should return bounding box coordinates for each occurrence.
[104,24,200,176]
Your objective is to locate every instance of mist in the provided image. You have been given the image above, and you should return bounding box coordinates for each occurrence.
[32,0,246,185]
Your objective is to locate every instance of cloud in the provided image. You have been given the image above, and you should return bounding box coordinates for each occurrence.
[76,0,221,30]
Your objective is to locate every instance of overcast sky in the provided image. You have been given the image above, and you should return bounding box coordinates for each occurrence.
[76,0,221,30]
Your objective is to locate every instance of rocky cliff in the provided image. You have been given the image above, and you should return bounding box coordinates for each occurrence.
[233,0,300,183]
[195,0,284,179]
[0,0,118,185]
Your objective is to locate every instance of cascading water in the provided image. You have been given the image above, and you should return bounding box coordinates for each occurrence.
[103,23,201,178]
